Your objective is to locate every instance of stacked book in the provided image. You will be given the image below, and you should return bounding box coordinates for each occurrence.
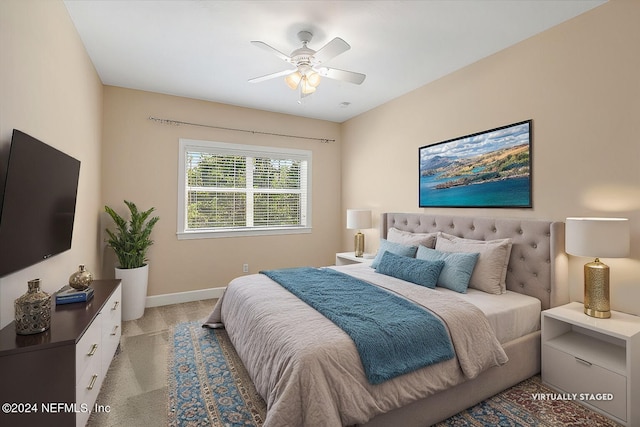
[55,285,94,305]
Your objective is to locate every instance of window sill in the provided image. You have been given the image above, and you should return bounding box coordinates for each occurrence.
[177,226,312,240]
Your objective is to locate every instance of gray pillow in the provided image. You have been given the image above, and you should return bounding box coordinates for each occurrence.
[435,233,512,294]
[387,227,437,248]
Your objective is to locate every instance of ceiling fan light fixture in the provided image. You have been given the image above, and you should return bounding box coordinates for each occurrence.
[285,71,302,90]
[306,71,321,88]
[250,31,365,98]
[300,76,317,94]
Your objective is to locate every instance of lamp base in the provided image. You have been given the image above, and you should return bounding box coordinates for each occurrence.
[584,307,611,319]
[583,258,611,319]
[354,232,365,257]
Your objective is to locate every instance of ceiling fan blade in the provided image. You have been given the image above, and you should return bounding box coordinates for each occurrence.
[248,69,296,83]
[250,41,291,63]
[313,37,350,64]
[316,67,366,85]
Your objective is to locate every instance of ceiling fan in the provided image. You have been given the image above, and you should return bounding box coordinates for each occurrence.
[248,31,366,97]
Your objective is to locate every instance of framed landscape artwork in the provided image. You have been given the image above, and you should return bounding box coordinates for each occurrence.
[419,120,532,208]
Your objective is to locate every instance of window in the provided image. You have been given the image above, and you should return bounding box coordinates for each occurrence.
[178,139,312,239]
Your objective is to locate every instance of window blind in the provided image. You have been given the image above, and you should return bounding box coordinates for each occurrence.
[179,139,311,237]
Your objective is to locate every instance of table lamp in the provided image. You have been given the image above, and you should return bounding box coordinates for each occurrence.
[346,209,372,257]
[565,217,630,318]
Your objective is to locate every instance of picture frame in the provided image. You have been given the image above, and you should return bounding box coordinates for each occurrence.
[419,120,532,208]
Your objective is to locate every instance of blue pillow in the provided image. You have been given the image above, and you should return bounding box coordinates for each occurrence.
[416,246,479,293]
[371,239,418,269]
[376,251,444,289]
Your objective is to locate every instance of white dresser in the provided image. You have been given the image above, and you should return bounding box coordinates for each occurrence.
[75,283,121,427]
[0,280,122,427]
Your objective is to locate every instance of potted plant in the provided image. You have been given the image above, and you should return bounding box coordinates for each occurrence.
[105,200,159,321]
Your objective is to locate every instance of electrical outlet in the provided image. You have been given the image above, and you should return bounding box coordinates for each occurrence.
[242,263,249,273]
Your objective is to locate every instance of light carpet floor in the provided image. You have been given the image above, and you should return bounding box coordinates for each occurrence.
[86,299,216,427]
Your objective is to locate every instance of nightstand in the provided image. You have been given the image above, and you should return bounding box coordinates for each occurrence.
[335,252,374,266]
[542,302,640,426]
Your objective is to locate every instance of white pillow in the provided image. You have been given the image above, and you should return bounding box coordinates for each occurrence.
[435,232,513,294]
[387,227,437,249]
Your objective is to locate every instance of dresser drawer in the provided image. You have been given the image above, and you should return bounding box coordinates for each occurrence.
[75,315,102,381]
[101,285,122,374]
[76,351,102,427]
[102,323,121,373]
[103,285,121,324]
[544,345,626,421]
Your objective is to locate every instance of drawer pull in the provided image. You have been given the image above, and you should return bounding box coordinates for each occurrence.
[87,374,98,390]
[88,343,99,356]
[112,301,120,311]
[575,357,592,367]
[111,325,119,336]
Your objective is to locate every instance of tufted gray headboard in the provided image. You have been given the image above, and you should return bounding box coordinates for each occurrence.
[381,213,569,310]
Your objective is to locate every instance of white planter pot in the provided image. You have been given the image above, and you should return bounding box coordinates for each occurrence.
[115,264,149,321]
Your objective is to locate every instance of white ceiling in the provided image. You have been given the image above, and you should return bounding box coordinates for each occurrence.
[63,0,606,123]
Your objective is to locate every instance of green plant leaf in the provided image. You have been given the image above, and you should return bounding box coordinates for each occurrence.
[104,200,160,269]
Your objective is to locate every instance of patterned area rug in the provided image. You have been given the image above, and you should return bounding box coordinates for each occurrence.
[168,321,621,427]
[168,321,266,426]
[432,376,621,427]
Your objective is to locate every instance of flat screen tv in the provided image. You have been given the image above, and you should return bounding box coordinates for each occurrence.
[0,130,81,277]
[419,120,532,208]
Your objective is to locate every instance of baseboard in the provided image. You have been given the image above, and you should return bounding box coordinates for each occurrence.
[145,287,226,307]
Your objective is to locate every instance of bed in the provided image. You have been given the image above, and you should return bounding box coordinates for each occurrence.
[206,213,569,426]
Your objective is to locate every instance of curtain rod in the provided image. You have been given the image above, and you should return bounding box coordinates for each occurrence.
[148,116,334,143]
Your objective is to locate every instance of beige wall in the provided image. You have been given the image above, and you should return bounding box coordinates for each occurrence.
[0,0,104,327]
[341,0,640,315]
[101,87,342,296]
[2,0,638,322]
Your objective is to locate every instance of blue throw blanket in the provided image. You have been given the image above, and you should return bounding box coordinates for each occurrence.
[260,267,454,385]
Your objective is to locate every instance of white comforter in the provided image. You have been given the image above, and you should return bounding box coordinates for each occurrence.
[206,264,508,427]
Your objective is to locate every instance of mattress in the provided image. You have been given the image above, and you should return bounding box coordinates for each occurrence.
[331,263,541,344]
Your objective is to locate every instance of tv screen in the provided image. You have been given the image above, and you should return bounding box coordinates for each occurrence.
[0,130,81,277]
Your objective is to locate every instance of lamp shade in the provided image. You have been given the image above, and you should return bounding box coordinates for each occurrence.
[285,71,302,90]
[565,217,630,258]
[346,209,372,230]
[300,77,317,94]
